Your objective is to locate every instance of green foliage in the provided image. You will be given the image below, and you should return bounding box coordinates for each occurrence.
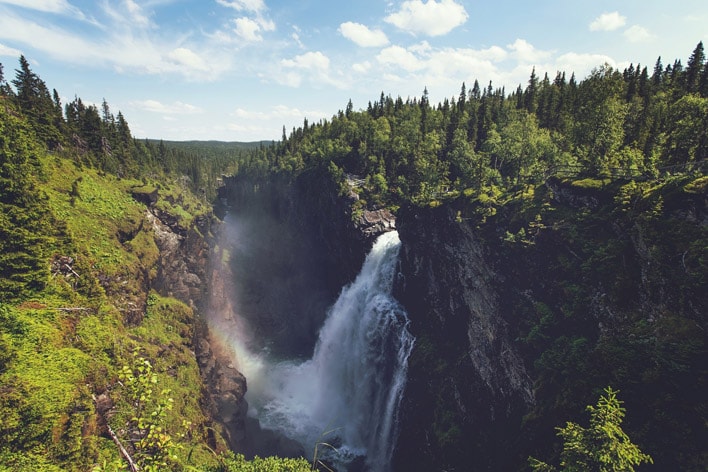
[0,104,54,300]
[529,387,653,471]
[0,60,224,469]
[207,452,312,472]
[116,350,186,471]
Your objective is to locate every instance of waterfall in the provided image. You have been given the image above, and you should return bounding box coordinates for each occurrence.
[246,230,414,471]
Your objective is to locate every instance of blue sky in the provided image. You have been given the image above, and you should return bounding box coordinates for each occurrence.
[0,0,706,141]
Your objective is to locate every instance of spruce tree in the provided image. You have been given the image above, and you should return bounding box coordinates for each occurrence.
[684,41,705,93]
[11,56,63,149]
[529,387,653,472]
[0,104,53,301]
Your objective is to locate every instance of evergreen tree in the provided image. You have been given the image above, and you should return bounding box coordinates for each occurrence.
[11,56,63,149]
[0,104,53,300]
[525,67,539,113]
[0,62,5,95]
[529,387,653,472]
[684,41,705,93]
[651,56,663,87]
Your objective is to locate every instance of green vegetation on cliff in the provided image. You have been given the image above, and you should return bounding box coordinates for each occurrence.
[0,58,310,471]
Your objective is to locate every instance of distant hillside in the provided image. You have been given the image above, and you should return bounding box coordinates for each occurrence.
[152,139,273,154]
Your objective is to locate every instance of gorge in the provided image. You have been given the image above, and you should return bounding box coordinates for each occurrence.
[203,169,707,471]
[2,44,707,471]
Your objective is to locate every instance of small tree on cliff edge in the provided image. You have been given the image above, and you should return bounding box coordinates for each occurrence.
[529,386,653,471]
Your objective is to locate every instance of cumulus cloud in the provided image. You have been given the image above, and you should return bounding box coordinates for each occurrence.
[339,22,389,47]
[553,52,617,75]
[624,25,653,43]
[507,38,552,63]
[233,18,260,41]
[377,45,424,71]
[589,11,626,31]
[130,99,204,115]
[282,51,330,70]
[277,51,346,88]
[385,0,468,36]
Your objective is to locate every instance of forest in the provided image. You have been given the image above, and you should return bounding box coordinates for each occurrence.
[0,40,707,471]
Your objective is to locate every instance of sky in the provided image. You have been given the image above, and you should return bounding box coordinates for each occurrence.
[0,1,706,142]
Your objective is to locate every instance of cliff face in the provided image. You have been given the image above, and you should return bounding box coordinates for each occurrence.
[393,176,707,471]
[145,197,250,455]
[392,204,534,471]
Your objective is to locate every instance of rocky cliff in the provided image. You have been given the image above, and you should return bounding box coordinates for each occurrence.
[392,176,707,471]
[392,204,534,471]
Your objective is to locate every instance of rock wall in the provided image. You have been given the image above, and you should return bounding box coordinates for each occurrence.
[392,204,534,471]
[391,177,707,470]
[146,199,250,454]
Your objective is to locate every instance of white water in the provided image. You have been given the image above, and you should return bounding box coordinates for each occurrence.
[244,231,414,471]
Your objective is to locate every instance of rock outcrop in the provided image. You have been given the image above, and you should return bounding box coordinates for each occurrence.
[150,209,212,310]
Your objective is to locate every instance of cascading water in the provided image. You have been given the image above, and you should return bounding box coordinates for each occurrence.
[242,231,414,471]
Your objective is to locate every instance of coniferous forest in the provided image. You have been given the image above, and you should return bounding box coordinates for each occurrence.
[0,41,707,471]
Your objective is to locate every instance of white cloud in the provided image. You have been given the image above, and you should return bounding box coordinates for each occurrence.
[552,52,617,76]
[0,11,229,80]
[589,11,626,31]
[101,1,152,29]
[277,51,347,89]
[479,45,508,62]
[339,22,389,47]
[624,25,653,43]
[232,15,275,42]
[0,42,22,57]
[216,0,266,14]
[377,45,424,71]
[130,99,203,114]
[0,0,74,14]
[234,17,262,41]
[507,39,552,64]
[385,0,468,36]
[352,61,371,74]
[166,47,209,72]
[124,0,150,28]
[282,51,330,71]
[233,104,328,121]
[0,0,93,22]
[292,31,304,48]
